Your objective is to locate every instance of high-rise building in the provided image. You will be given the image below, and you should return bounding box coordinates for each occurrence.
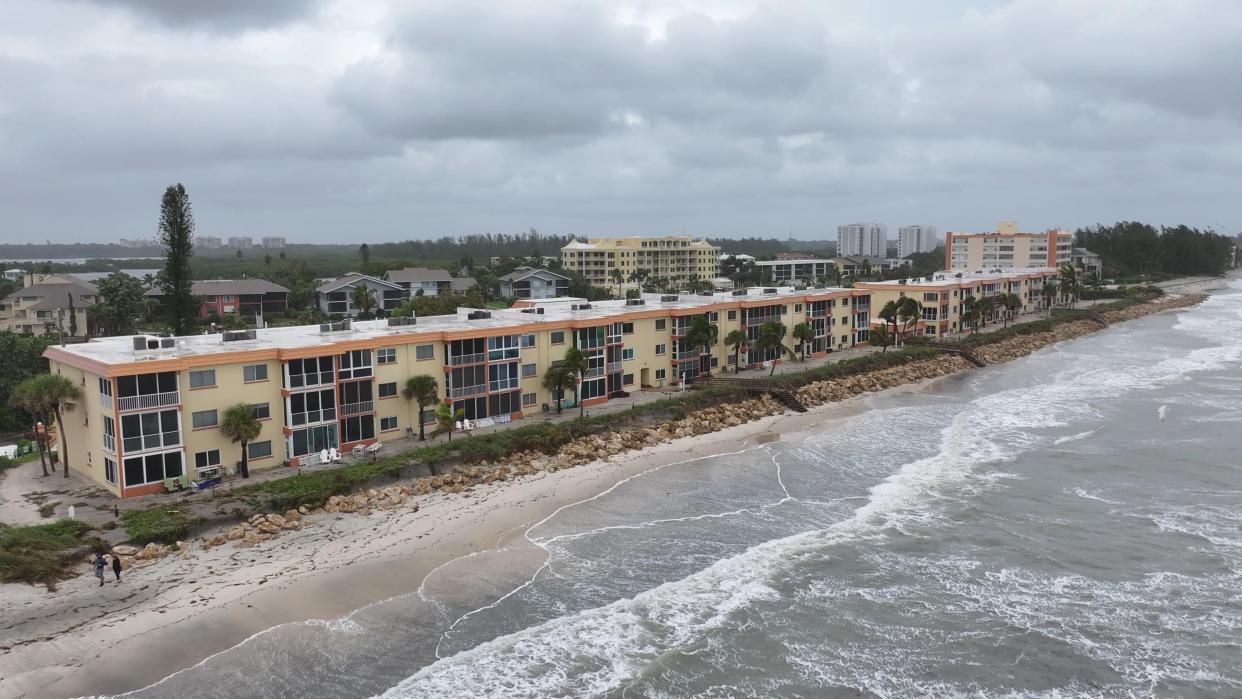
[837,223,887,258]
[198,236,222,249]
[261,237,286,249]
[560,236,720,286]
[944,222,1073,271]
[897,225,938,259]
[227,237,253,250]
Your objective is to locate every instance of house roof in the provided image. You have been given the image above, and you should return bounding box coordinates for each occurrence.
[385,267,453,284]
[145,279,289,297]
[500,267,570,282]
[315,273,403,294]
[449,277,476,291]
[6,281,99,310]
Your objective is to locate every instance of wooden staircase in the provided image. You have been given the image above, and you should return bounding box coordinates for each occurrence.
[923,341,987,367]
[695,375,808,412]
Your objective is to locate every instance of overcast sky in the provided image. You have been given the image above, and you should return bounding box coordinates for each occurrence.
[2,0,1239,243]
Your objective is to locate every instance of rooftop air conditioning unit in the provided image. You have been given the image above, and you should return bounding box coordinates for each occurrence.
[659,295,678,303]
[467,310,493,320]
[732,289,748,296]
[899,279,907,285]
[160,338,176,348]
[387,317,417,327]
[763,288,777,294]
[319,323,331,333]
[520,307,545,314]
[570,303,592,311]
[132,336,153,351]
[625,298,645,306]
[223,330,257,342]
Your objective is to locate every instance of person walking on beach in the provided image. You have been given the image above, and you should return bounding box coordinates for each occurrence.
[92,553,107,587]
[111,554,122,583]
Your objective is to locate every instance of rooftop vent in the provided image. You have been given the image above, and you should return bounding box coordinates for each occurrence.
[160,338,176,348]
[659,295,679,303]
[520,307,545,315]
[318,320,352,333]
[732,289,748,296]
[467,310,492,320]
[898,279,907,285]
[763,287,778,294]
[570,303,592,311]
[387,316,417,327]
[132,336,159,351]
[625,298,645,306]
[223,329,257,342]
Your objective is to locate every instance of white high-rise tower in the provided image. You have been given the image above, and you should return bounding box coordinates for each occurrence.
[837,223,887,257]
[897,225,938,258]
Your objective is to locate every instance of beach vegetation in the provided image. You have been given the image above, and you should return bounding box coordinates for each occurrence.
[121,507,202,546]
[0,519,97,589]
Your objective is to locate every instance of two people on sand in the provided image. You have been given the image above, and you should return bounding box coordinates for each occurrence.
[92,553,123,586]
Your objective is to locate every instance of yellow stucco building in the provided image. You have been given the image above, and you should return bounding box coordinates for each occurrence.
[560,236,720,286]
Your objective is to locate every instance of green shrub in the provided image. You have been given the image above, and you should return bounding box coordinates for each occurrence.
[771,346,940,390]
[121,507,203,545]
[0,519,95,589]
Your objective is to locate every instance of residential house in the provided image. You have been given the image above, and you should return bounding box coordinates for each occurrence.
[145,279,289,319]
[316,274,406,317]
[0,276,98,336]
[385,267,453,297]
[499,267,570,299]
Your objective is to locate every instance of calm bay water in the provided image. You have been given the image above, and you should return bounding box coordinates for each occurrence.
[126,282,1242,698]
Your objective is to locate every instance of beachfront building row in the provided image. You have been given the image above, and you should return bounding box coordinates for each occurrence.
[857,267,1061,339]
[945,221,1073,271]
[45,286,877,498]
[754,256,904,283]
[560,236,720,287]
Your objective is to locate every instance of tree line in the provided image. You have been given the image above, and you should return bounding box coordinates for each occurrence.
[1075,222,1235,278]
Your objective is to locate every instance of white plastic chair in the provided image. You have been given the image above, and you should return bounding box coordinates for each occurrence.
[319,448,329,464]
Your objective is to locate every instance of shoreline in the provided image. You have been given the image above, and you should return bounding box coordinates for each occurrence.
[0,275,1230,699]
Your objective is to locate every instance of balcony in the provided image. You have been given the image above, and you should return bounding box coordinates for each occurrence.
[674,349,702,361]
[606,361,623,373]
[339,400,374,417]
[489,379,519,393]
[117,391,180,413]
[102,433,115,453]
[448,352,485,366]
[584,366,606,379]
[449,384,487,399]
[99,393,113,410]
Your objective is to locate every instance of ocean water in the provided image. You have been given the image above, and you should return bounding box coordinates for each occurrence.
[124,283,1242,699]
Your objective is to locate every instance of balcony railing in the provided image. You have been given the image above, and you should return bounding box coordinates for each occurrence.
[674,349,701,361]
[606,361,623,373]
[339,400,374,417]
[584,366,606,378]
[117,391,180,412]
[489,379,519,392]
[449,385,487,399]
[448,352,485,366]
[99,393,113,410]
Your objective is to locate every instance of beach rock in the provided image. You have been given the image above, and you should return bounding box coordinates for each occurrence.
[297,505,312,515]
[264,513,286,527]
[248,513,266,526]
[111,544,138,556]
[281,520,301,530]
[208,534,227,547]
[238,531,261,547]
[256,522,281,535]
[225,527,246,541]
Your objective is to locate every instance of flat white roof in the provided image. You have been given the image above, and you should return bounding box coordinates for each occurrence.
[51,287,860,367]
[858,267,1057,288]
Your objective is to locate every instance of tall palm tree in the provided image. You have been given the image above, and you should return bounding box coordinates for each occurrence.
[685,315,719,373]
[896,297,923,344]
[725,329,748,373]
[870,324,891,353]
[220,404,262,479]
[791,322,812,362]
[608,268,624,298]
[754,322,793,376]
[1041,281,1058,317]
[402,375,439,441]
[542,365,576,413]
[879,300,900,345]
[996,292,1021,327]
[351,285,376,317]
[432,402,464,443]
[1058,264,1080,308]
[10,379,51,476]
[26,375,80,479]
[561,347,589,417]
[961,295,979,333]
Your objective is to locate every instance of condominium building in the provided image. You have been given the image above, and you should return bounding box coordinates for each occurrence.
[944,222,1073,270]
[754,259,836,283]
[198,236,223,249]
[560,236,720,286]
[227,237,254,250]
[897,225,938,258]
[837,223,887,258]
[45,287,872,497]
[144,279,289,319]
[260,237,287,249]
[856,267,1060,339]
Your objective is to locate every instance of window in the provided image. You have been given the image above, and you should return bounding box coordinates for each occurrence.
[488,335,521,361]
[521,334,535,348]
[622,348,635,361]
[655,369,666,380]
[121,409,180,453]
[794,304,802,313]
[104,457,117,485]
[123,451,183,487]
[248,440,273,460]
[378,382,398,398]
[489,362,519,392]
[340,415,375,443]
[377,348,397,364]
[338,349,373,379]
[622,322,634,334]
[655,344,666,356]
[189,369,216,388]
[191,409,218,429]
[243,364,268,382]
[551,331,565,345]
[287,356,333,388]
[522,392,537,406]
[102,416,115,452]
[728,310,737,320]
[522,363,537,377]
[194,450,221,472]
[655,319,666,330]
[380,416,398,431]
[623,373,634,385]
[289,388,336,426]
[415,344,435,361]
[290,424,338,458]
[98,378,112,398]
[251,403,271,420]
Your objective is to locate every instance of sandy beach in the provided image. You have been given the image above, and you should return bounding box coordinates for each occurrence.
[0,273,1231,699]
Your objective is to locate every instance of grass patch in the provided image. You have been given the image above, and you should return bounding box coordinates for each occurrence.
[770,346,941,390]
[0,519,97,589]
[120,507,203,545]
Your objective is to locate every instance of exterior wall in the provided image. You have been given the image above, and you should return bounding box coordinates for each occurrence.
[319,280,407,317]
[0,306,91,336]
[858,270,1058,338]
[182,360,284,478]
[560,237,720,287]
[47,359,120,497]
[755,260,835,283]
[837,224,887,258]
[945,230,1072,270]
[897,225,938,258]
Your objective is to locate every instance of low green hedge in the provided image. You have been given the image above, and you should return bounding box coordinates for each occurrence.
[0,519,96,589]
[771,346,941,390]
[120,507,203,545]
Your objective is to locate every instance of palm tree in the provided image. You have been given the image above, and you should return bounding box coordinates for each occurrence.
[402,376,439,441]
[1041,280,1058,317]
[10,379,51,476]
[791,322,812,362]
[351,285,376,317]
[870,324,891,353]
[220,404,262,479]
[561,347,589,417]
[976,295,997,330]
[896,297,923,344]
[25,375,81,479]
[608,268,624,298]
[685,315,719,373]
[432,402,464,443]
[996,292,1021,327]
[879,300,900,345]
[542,365,576,413]
[961,295,979,333]
[1058,264,1080,308]
[754,322,793,376]
[725,329,748,373]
